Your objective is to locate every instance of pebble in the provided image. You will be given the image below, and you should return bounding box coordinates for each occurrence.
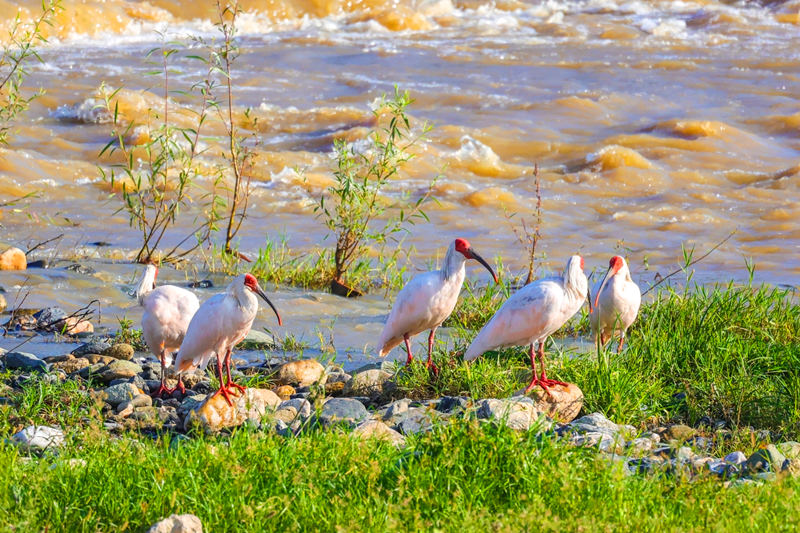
[4,351,48,372]
[103,383,142,407]
[274,385,295,400]
[0,246,26,270]
[352,420,405,447]
[147,514,203,533]
[724,451,747,465]
[103,343,134,361]
[395,408,437,435]
[316,398,369,428]
[11,425,65,452]
[276,359,325,387]
[436,396,470,414]
[98,360,143,383]
[51,356,90,374]
[346,369,394,398]
[72,341,112,357]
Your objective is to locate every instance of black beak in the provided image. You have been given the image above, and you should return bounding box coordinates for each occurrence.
[254,285,283,326]
[469,248,499,284]
[594,268,613,310]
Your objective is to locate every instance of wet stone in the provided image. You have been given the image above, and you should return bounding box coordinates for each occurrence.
[33,307,67,328]
[436,396,470,414]
[103,343,134,361]
[4,351,48,372]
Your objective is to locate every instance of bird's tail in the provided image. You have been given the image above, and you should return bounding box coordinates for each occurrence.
[377,336,404,358]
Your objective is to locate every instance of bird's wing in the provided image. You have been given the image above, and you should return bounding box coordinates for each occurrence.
[464,280,564,361]
[174,294,226,373]
[377,272,442,356]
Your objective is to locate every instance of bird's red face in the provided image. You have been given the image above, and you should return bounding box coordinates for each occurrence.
[243,273,283,326]
[580,256,585,270]
[609,255,624,275]
[454,238,472,259]
[453,237,499,284]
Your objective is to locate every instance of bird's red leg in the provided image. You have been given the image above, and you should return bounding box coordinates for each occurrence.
[426,328,439,376]
[523,343,541,395]
[403,334,414,366]
[537,342,568,392]
[175,375,186,395]
[152,348,172,398]
[224,348,246,394]
[617,335,626,354]
[210,354,234,406]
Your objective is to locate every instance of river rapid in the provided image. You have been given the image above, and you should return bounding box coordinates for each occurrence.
[1,0,799,362]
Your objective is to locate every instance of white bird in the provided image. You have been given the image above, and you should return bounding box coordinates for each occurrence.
[174,273,282,405]
[377,238,498,374]
[589,255,641,352]
[464,255,587,395]
[135,264,200,397]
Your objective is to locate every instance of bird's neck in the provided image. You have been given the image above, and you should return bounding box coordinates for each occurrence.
[564,269,588,303]
[135,269,156,305]
[441,246,466,283]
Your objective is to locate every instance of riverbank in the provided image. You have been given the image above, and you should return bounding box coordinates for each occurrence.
[1,278,800,530]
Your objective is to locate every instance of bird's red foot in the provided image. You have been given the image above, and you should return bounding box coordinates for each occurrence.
[211,386,235,406]
[151,383,173,398]
[426,360,439,376]
[174,379,186,395]
[523,377,569,397]
[225,381,247,394]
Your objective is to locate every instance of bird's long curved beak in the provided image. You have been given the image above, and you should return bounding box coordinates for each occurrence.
[594,267,615,309]
[469,248,499,284]
[255,284,283,326]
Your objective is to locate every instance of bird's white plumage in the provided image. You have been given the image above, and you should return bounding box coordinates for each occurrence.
[464,255,587,361]
[377,242,468,356]
[174,274,260,373]
[136,265,199,368]
[590,257,641,343]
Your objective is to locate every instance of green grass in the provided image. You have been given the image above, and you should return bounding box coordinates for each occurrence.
[3,419,800,532]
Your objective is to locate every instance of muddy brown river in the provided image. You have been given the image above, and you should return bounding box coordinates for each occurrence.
[1,0,799,364]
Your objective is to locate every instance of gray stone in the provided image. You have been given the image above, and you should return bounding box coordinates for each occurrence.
[777,441,800,459]
[325,370,352,385]
[477,398,542,431]
[707,459,727,476]
[569,412,619,433]
[243,329,274,347]
[116,394,152,413]
[745,445,786,473]
[147,513,203,533]
[569,431,621,453]
[352,420,405,447]
[724,451,747,465]
[346,369,394,398]
[382,398,411,423]
[72,341,112,357]
[316,398,369,428]
[675,446,695,463]
[626,437,655,455]
[11,425,64,452]
[4,351,48,372]
[104,383,142,407]
[353,361,396,373]
[98,360,142,383]
[395,408,437,435]
[33,307,67,328]
[278,398,311,419]
[436,396,470,413]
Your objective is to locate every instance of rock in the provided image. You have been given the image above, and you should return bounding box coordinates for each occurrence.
[104,383,142,407]
[777,441,800,459]
[477,398,542,431]
[627,437,655,456]
[745,445,786,473]
[0,247,26,270]
[353,361,396,373]
[0,293,5,313]
[61,317,94,334]
[279,398,311,419]
[26,259,49,268]
[52,356,90,374]
[183,389,281,432]
[72,341,112,357]
[346,369,394,398]
[33,307,67,328]
[783,458,800,478]
[724,451,747,465]
[276,359,325,387]
[569,412,619,433]
[64,263,95,275]
[569,431,622,453]
[274,385,295,400]
[147,513,203,533]
[86,354,115,365]
[436,396,470,414]
[316,398,369,428]
[325,381,346,396]
[98,360,142,383]
[4,351,48,372]
[11,425,64,452]
[382,398,411,423]
[103,343,134,361]
[243,329,273,346]
[325,370,352,385]
[352,420,405,447]
[116,394,152,413]
[396,408,437,435]
[665,424,696,442]
[675,446,695,463]
[526,383,584,422]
